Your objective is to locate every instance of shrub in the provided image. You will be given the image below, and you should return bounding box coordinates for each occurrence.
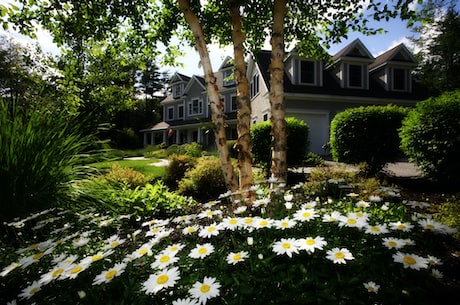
[115,128,141,150]
[303,152,324,167]
[399,91,460,184]
[180,142,203,157]
[166,144,180,156]
[0,99,95,221]
[95,163,150,189]
[177,156,234,201]
[164,154,197,189]
[329,105,408,175]
[251,117,310,170]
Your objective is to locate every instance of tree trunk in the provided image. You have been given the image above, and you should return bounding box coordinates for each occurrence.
[229,0,255,203]
[269,0,288,185]
[178,0,238,194]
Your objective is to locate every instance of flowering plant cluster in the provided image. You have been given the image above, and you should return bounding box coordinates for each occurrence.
[0,178,457,305]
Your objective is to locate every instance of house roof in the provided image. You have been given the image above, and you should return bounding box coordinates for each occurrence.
[139,121,170,132]
[369,43,418,71]
[330,38,374,64]
[254,49,429,101]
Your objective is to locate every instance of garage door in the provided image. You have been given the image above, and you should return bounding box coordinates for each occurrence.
[287,112,329,155]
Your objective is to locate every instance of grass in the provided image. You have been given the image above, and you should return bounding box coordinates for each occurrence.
[91,159,166,178]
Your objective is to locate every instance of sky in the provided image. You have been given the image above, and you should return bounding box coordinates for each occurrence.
[0,0,417,77]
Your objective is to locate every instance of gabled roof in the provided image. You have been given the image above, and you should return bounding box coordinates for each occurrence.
[183,75,207,94]
[369,43,417,71]
[218,56,234,70]
[170,72,191,84]
[330,38,374,64]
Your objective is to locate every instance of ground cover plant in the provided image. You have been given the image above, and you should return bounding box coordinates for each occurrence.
[1,172,458,305]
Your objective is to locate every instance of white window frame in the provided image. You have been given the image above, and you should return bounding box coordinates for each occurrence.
[223,69,235,86]
[298,60,316,85]
[250,74,260,98]
[178,104,184,119]
[188,98,203,116]
[230,94,237,112]
[167,106,174,120]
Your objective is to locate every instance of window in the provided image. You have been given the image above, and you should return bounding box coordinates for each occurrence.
[250,74,260,98]
[172,84,183,98]
[178,105,184,119]
[188,99,203,115]
[348,64,363,88]
[230,95,237,112]
[393,68,407,91]
[223,69,235,86]
[300,60,315,84]
[263,112,269,121]
[167,107,174,120]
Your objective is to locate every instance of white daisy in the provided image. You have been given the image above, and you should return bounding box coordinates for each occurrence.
[293,208,319,222]
[301,201,317,209]
[189,243,215,259]
[325,247,354,264]
[296,236,327,253]
[183,225,200,235]
[102,235,126,250]
[274,218,297,230]
[284,193,293,202]
[392,252,429,270]
[150,252,179,270]
[356,200,370,208]
[142,267,181,295]
[131,243,153,259]
[198,223,221,238]
[382,237,408,250]
[418,219,445,231]
[198,209,222,219]
[18,280,41,300]
[338,214,367,228]
[252,217,273,229]
[1,262,20,277]
[220,217,242,231]
[322,211,341,223]
[81,249,114,265]
[39,262,70,284]
[226,251,249,265]
[431,268,444,279]
[92,262,127,285]
[427,255,443,266]
[62,262,90,279]
[164,243,185,255]
[363,281,380,293]
[233,206,247,214]
[272,238,299,257]
[172,298,199,305]
[368,195,382,202]
[389,221,414,232]
[365,224,389,235]
[188,276,221,305]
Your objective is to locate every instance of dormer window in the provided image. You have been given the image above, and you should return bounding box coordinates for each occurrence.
[172,84,184,98]
[300,60,316,84]
[223,69,235,86]
[392,68,408,91]
[348,64,363,88]
[167,106,174,120]
[188,98,203,115]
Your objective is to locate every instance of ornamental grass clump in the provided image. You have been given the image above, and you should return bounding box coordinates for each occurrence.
[0,175,458,305]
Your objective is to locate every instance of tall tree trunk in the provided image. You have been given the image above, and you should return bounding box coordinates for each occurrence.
[229,0,255,203]
[178,0,238,194]
[269,0,288,185]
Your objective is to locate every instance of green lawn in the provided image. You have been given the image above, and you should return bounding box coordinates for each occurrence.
[91,159,166,178]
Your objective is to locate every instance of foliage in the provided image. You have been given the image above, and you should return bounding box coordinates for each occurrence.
[251,117,310,170]
[115,128,141,150]
[303,152,324,167]
[90,160,166,178]
[94,163,151,189]
[164,154,197,190]
[0,99,96,221]
[399,90,460,184]
[177,156,233,201]
[1,173,458,304]
[411,5,460,94]
[330,105,408,175]
[180,142,203,157]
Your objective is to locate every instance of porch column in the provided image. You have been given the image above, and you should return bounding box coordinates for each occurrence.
[150,132,154,145]
[197,127,202,143]
[162,130,167,144]
[176,130,180,144]
[143,133,148,146]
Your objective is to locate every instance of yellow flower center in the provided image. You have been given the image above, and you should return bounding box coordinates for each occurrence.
[302,212,311,218]
[347,218,357,225]
[71,265,83,274]
[335,252,345,259]
[170,246,178,252]
[370,226,380,231]
[397,224,406,229]
[245,218,253,224]
[403,256,416,265]
[160,255,170,263]
[207,227,216,232]
[105,270,117,280]
[233,254,242,261]
[426,224,435,229]
[206,211,213,216]
[260,220,268,226]
[282,243,291,249]
[388,241,397,247]
[229,219,238,225]
[281,221,289,227]
[305,239,315,245]
[330,217,336,221]
[200,284,211,293]
[198,247,207,255]
[356,212,364,217]
[33,252,44,260]
[111,241,119,247]
[157,274,169,285]
[92,254,103,261]
[52,268,64,278]
[187,227,196,233]
[29,287,40,295]
[138,248,148,256]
